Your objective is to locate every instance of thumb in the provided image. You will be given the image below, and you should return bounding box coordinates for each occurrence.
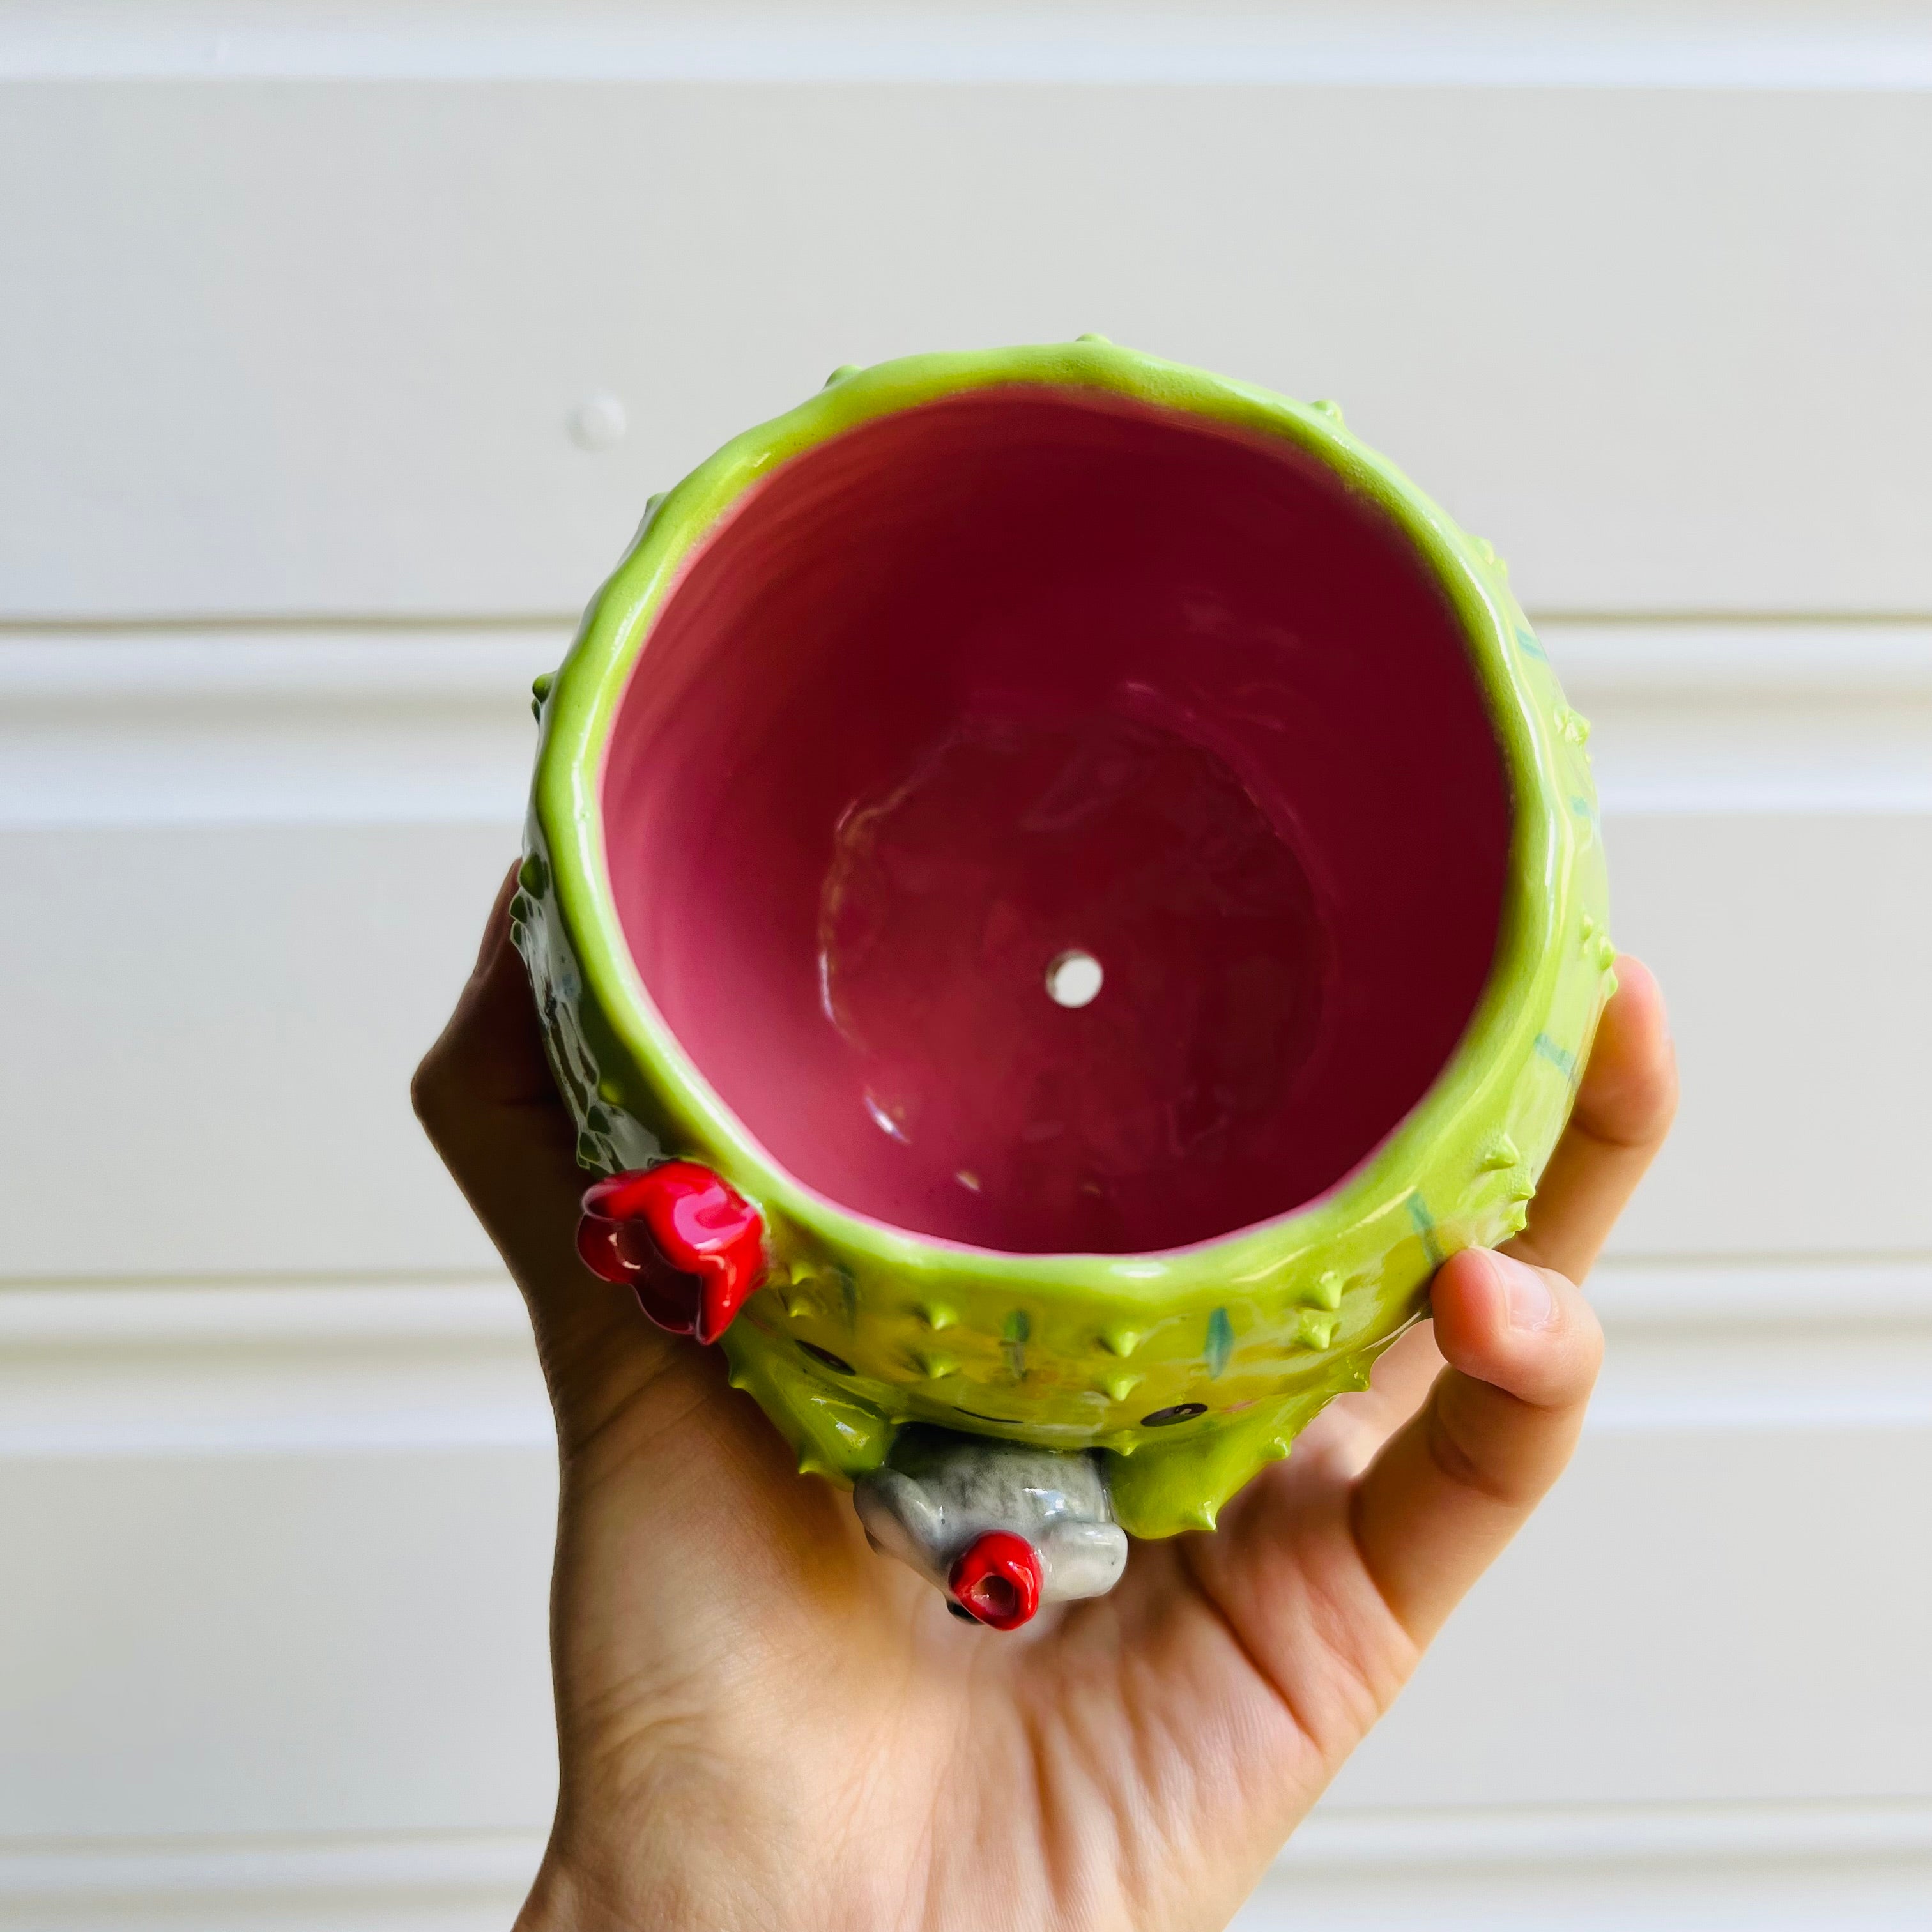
[411,866,694,1449]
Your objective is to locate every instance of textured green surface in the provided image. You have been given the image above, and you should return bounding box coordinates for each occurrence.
[514,339,1613,1540]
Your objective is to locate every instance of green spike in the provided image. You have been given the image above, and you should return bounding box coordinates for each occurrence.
[1097,1371,1142,1404]
[1184,1503,1219,1531]
[1099,1324,1142,1358]
[1300,1271,1344,1311]
[1076,332,1112,345]
[916,1352,959,1381]
[825,364,861,386]
[1295,1311,1339,1351]
[1312,397,1345,424]
[1482,1133,1521,1171]
[917,1301,958,1333]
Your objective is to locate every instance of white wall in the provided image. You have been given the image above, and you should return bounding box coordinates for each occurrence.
[1,6,1928,1926]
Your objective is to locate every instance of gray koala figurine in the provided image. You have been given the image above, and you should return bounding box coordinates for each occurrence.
[853,1425,1130,1628]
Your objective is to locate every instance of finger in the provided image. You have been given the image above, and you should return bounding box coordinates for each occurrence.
[417,862,562,1114]
[472,860,521,974]
[411,868,665,1417]
[1349,1247,1602,1643]
[1505,954,1676,1285]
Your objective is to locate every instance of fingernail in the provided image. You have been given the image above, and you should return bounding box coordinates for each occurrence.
[474,865,521,974]
[1498,1255,1558,1331]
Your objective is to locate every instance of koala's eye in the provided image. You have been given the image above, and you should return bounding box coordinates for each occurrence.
[799,1341,857,1376]
[1140,1402,1209,1427]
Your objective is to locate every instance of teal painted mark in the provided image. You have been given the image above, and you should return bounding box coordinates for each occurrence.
[838,1268,859,1331]
[1514,624,1548,662]
[1568,795,1601,830]
[1206,1307,1234,1378]
[1535,1032,1580,1085]
[1001,1308,1031,1379]
[1406,1193,1445,1268]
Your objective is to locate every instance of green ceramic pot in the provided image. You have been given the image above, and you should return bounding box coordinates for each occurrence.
[514,339,1612,1540]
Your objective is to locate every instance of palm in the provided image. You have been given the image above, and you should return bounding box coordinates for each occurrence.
[415,873,1675,1932]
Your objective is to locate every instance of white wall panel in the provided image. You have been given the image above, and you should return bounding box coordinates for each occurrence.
[1602,811,1932,1257]
[5,631,1926,1274]
[0,822,508,1278]
[4,15,1928,1926]
[3,79,1929,618]
[0,1271,1924,1866]
[0,1447,556,1837]
[11,2,1932,88]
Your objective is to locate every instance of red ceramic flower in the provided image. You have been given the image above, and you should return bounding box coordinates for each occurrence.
[576,1161,765,1345]
[948,1530,1043,1630]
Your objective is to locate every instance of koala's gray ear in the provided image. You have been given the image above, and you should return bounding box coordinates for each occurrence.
[1038,1519,1130,1602]
[853,1466,947,1584]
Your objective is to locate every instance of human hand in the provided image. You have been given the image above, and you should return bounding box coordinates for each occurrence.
[413,866,1676,1932]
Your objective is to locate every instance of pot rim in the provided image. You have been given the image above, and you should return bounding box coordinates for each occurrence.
[533,338,1571,1299]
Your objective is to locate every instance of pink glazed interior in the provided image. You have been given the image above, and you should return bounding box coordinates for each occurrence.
[602,386,1511,1254]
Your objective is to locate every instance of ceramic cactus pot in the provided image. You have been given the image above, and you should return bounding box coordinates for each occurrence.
[514,338,1611,1577]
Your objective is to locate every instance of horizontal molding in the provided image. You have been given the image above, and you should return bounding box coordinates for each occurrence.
[1285,1798,1932,1871]
[0,629,558,827]
[1,1261,1924,1455]
[6,2,1931,88]
[1588,1256,1932,1433]
[0,1280,554,1456]
[0,1278,534,1343]
[3,621,1926,825]
[0,1830,542,1904]
[10,86,1930,620]
[1588,1255,1932,1327]
[0,629,566,701]
[1547,620,1932,698]
[4,1799,1928,1915]
[1552,621,1932,815]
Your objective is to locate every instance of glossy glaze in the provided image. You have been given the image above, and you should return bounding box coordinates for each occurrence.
[604,387,1508,1254]
[854,1425,1127,1626]
[516,339,1613,1540]
[576,1161,765,1344]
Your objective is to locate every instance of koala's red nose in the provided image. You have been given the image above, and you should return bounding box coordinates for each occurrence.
[576,1162,764,1344]
[948,1531,1043,1630]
